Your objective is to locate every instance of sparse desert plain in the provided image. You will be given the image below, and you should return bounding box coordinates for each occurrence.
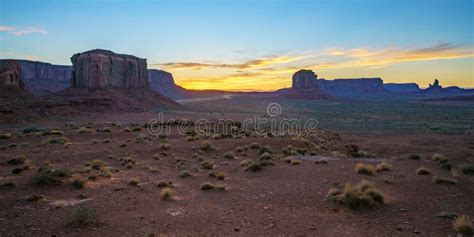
[1,97,473,236]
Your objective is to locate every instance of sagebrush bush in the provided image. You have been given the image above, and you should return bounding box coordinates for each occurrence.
[327,180,384,210]
[376,162,392,172]
[224,151,235,159]
[69,206,98,227]
[160,188,173,200]
[200,181,215,190]
[355,163,375,175]
[453,214,473,235]
[416,167,431,175]
[432,176,457,185]
[33,166,71,186]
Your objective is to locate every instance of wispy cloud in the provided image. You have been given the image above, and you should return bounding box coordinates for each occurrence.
[154,43,473,91]
[316,43,473,70]
[0,25,47,36]
[154,55,310,70]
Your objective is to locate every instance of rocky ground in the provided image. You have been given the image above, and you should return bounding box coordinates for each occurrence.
[0,112,473,236]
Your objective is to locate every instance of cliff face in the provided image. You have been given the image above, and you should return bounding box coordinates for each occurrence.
[282,69,328,99]
[0,60,23,88]
[17,60,72,94]
[292,69,319,89]
[384,83,421,93]
[148,69,179,97]
[318,78,388,96]
[71,49,149,89]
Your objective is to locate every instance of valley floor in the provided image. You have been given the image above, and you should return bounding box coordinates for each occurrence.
[0,110,473,236]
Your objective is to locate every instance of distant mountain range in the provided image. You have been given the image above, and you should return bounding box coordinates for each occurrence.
[2,59,473,101]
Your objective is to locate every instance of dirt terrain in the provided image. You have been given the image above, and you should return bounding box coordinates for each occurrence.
[0,111,473,236]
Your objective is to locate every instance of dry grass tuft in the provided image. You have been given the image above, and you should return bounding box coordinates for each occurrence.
[326,180,385,210]
[355,163,375,175]
[416,167,431,175]
[453,214,473,235]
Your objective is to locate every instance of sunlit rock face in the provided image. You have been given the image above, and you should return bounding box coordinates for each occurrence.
[0,60,23,88]
[71,49,149,89]
[292,69,319,89]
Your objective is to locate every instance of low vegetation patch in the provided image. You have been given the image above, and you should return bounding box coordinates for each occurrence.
[200,141,214,151]
[376,162,392,172]
[224,151,235,159]
[326,180,385,210]
[69,206,98,227]
[355,163,375,175]
[78,127,94,134]
[200,182,215,190]
[416,167,431,175]
[453,214,473,235]
[160,188,173,200]
[179,170,191,178]
[460,164,474,175]
[408,154,421,160]
[45,136,69,145]
[432,176,457,185]
[33,166,71,186]
[128,178,140,186]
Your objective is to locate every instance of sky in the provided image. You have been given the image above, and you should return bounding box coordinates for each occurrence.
[0,0,473,91]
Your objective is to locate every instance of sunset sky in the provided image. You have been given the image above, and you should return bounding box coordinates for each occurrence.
[1,0,473,91]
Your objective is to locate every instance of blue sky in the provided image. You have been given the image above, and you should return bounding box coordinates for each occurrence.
[1,0,473,90]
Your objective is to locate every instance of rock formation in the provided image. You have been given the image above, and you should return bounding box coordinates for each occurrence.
[384,83,421,93]
[317,78,388,96]
[18,60,72,94]
[148,69,184,98]
[0,60,23,88]
[71,49,149,89]
[281,69,328,99]
[292,69,319,89]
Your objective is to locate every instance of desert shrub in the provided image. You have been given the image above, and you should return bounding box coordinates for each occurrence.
[315,158,328,164]
[245,160,271,172]
[453,214,473,235]
[128,178,140,186]
[355,163,375,175]
[45,136,69,145]
[258,146,272,154]
[376,162,392,172]
[91,139,99,144]
[91,160,106,170]
[159,142,170,150]
[217,173,225,180]
[69,206,98,227]
[249,142,260,149]
[102,139,111,143]
[49,129,64,135]
[135,134,150,143]
[416,167,431,175]
[179,170,191,178]
[235,146,244,153]
[157,180,172,188]
[409,154,421,160]
[122,127,132,132]
[131,126,142,132]
[0,133,12,139]
[460,164,474,175]
[200,182,215,190]
[432,153,447,162]
[33,166,71,186]
[200,141,214,151]
[260,152,272,161]
[224,151,235,159]
[11,167,24,174]
[211,134,222,140]
[185,135,197,141]
[327,180,384,210]
[98,127,112,132]
[160,187,173,200]
[240,160,251,167]
[72,176,85,189]
[201,161,214,170]
[78,127,93,134]
[432,176,457,185]
[7,155,26,165]
[290,159,301,165]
